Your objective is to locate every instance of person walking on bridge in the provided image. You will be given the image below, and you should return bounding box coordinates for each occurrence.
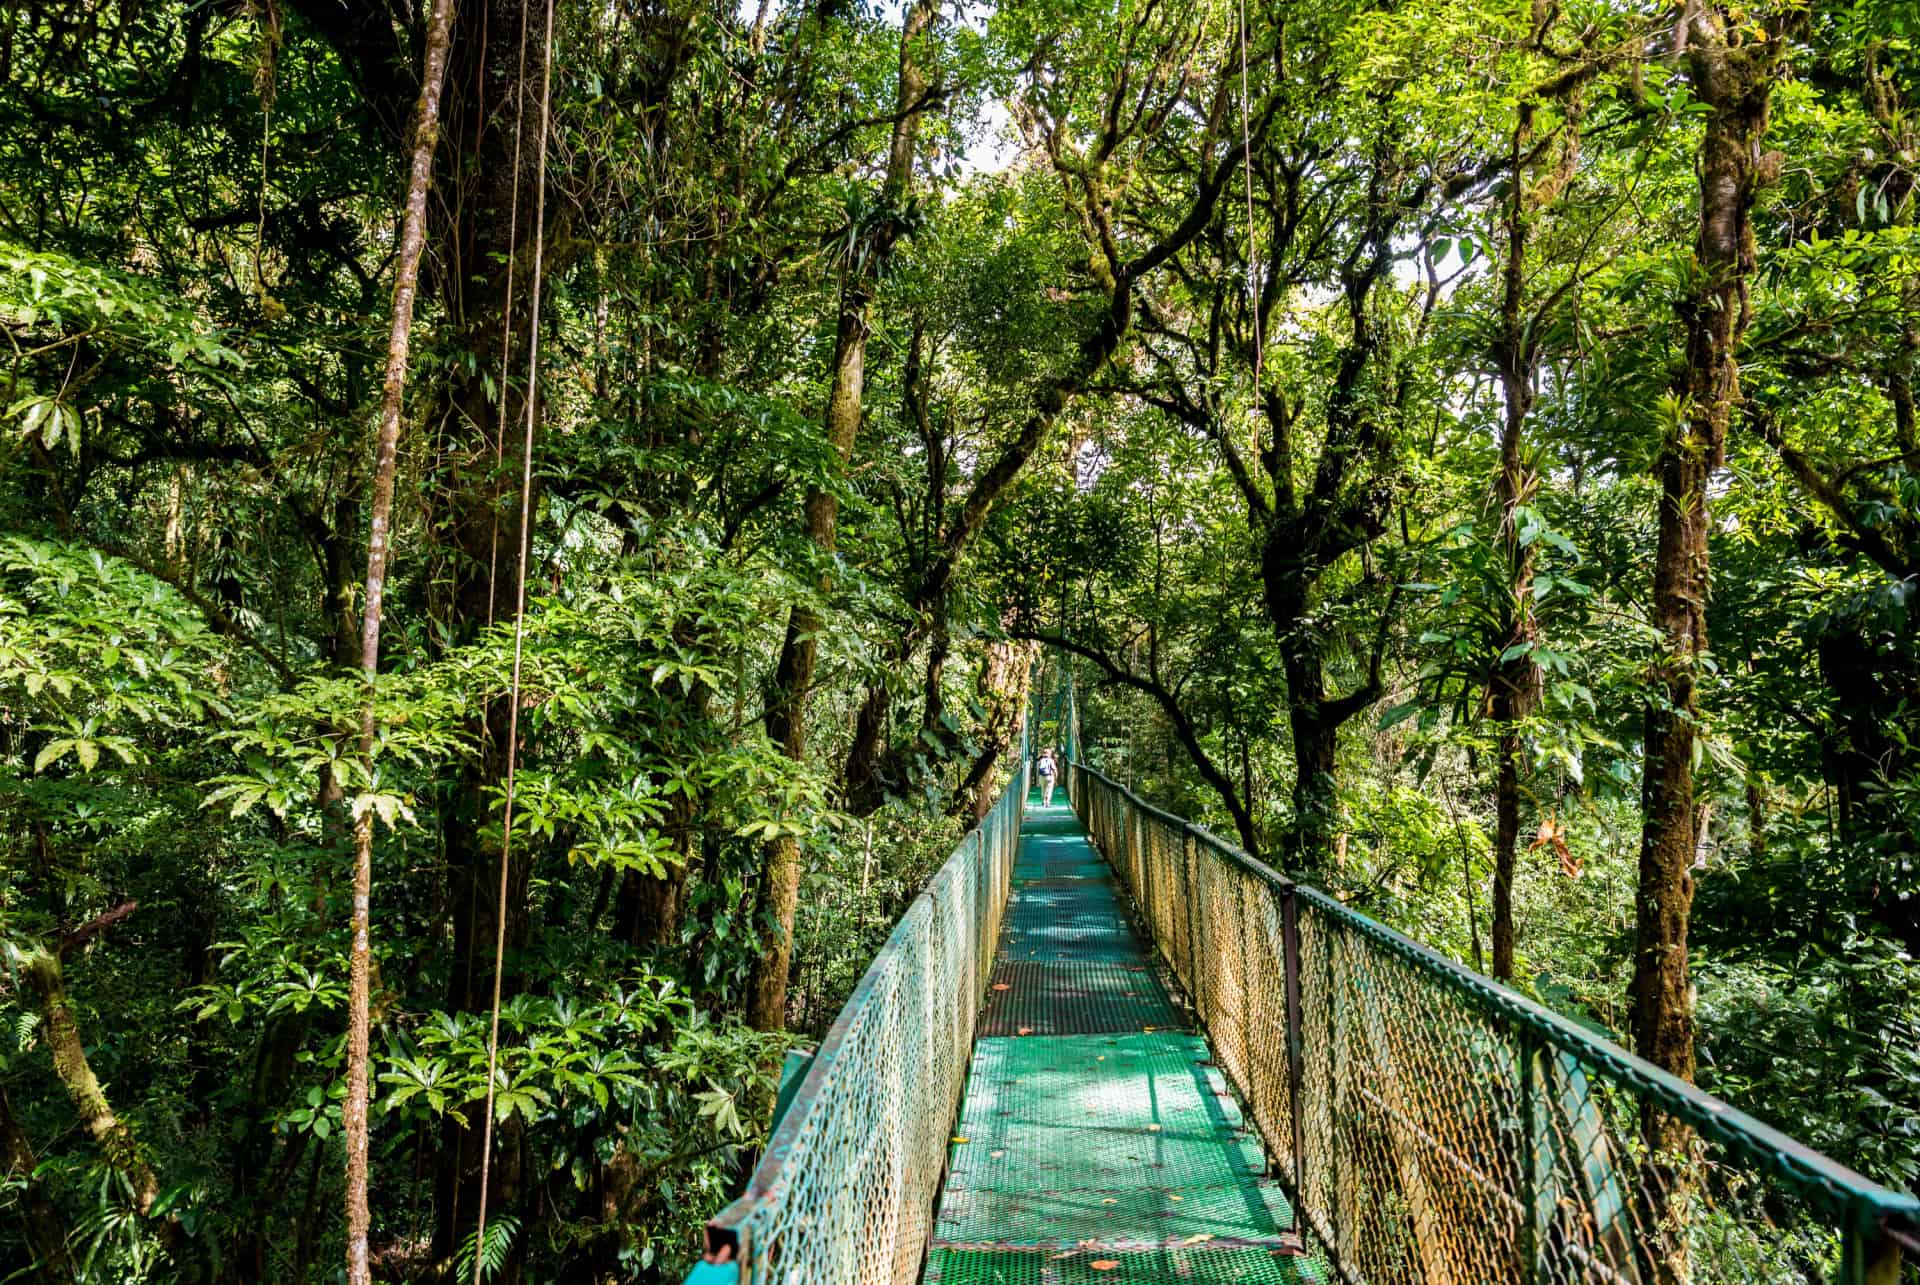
[1036,747,1059,808]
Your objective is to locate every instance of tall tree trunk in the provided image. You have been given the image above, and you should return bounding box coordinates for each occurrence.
[843,323,943,809]
[1490,730,1525,980]
[746,0,938,1031]
[1273,595,1392,872]
[1632,13,1789,1280]
[1632,0,1786,1089]
[232,1006,312,1274]
[844,592,951,813]
[421,0,561,1264]
[1284,659,1339,865]
[613,838,687,949]
[343,0,457,1277]
[1490,105,1543,983]
[613,684,710,951]
[1259,269,1397,873]
[234,506,359,1274]
[844,680,893,807]
[952,642,1030,822]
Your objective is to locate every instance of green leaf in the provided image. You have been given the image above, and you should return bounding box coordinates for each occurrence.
[1377,701,1422,731]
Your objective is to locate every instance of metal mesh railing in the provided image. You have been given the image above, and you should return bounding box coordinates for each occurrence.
[697,756,1027,1283]
[1074,761,1920,1285]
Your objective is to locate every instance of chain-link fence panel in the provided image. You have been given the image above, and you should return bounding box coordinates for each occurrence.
[1072,762,1919,1285]
[696,760,1028,1284]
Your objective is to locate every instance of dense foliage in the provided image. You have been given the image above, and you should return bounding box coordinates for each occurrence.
[1,0,1916,1281]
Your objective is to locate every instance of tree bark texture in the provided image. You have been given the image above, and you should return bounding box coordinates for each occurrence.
[419,0,554,1264]
[1631,6,1786,1097]
[21,951,162,1214]
[21,945,194,1283]
[344,0,457,1277]
[951,641,1031,823]
[1629,21,1790,1282]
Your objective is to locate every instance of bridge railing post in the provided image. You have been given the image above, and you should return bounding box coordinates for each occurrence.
[1234,867,1258,1150]
[1844,1215,1910,1285]
[1181,826,1202,1011]
[1280,881,1306,1204]
[1518,1028,1546,1285]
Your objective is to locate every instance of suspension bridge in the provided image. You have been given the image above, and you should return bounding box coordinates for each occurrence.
[684,694,1920,1285]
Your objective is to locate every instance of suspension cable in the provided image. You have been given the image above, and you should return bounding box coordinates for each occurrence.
[461,0,533,1079]
[1238,0,1262,394]
[470,0,555,1274]
[483,0,534,632]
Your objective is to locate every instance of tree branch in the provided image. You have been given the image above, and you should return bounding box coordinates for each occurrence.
[1014,627,1261,856]
[58,901,137,958]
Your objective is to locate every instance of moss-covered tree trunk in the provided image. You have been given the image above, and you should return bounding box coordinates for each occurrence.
[1632,11,1790,1280]
[21,951,163,1217]
[1633,1,1787,1093]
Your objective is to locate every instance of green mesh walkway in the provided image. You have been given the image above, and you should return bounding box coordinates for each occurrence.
[923,796,1328,1284]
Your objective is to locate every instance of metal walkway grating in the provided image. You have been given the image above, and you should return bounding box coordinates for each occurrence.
[924,1245,1319,1284]
[976,961,1187,1036]
[924,794,1328,1283]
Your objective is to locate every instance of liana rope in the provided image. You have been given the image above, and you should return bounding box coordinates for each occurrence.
[1238,0,1263,394]
[470,0,555,1274]
[484,0,533,634]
